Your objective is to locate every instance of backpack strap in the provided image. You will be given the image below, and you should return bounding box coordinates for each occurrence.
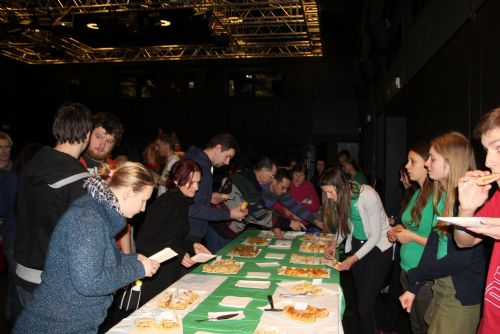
[48,172,91,189]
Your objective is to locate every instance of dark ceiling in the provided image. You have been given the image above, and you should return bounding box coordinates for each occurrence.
[1,0,358,64]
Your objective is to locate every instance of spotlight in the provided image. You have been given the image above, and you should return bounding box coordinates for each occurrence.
[160,20,171,27]
[86,23,99,30]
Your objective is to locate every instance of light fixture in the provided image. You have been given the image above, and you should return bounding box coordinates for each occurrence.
[160,20,171,27]
[86,23,99,30]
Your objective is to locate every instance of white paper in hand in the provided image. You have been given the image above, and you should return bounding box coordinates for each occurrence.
[149,247,178,263]
[191,253,216,263]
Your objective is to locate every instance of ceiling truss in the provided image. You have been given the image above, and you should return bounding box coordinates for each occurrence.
[0,0,322,64]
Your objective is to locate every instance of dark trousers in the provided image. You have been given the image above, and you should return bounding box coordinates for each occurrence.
[350,238,393,334]
[400,270,433,334]
[2,238,22,321]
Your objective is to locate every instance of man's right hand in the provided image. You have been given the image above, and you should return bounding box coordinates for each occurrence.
[230,207,247,221]
[273,227,284,239]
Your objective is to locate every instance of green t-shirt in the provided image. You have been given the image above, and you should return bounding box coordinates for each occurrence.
[399,190,444,271]
[436,232,448,259]
[350,194,367,240]
[353,172,368,184]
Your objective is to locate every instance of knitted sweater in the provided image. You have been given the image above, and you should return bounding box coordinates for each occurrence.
[13,178,145,334]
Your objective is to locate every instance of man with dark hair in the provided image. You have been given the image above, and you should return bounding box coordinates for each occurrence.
[15,102,93,305]
[154,134,179,197]
[206,133,240,153]
[0,131,13,171]
[261,168,324,238]
[210,157,278,251]
[80,112,124,174]
[184,133,246,244]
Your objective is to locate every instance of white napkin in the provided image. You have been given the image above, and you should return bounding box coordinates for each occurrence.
[207,311,245,321]
[265,253,286,260]
[219,296,253,308]
[268,240,292,249]
[235,280,271,289]
[246,272,271,279]
[256,262,280,268]
[282,231,305,239]
[149,247,178,263]
[191,253,216,263]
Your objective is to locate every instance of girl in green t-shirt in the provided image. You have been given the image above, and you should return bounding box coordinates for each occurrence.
[388,142,440,334]
[399,132,482,334]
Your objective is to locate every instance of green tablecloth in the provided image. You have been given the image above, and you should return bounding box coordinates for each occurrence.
[182,230,344,334]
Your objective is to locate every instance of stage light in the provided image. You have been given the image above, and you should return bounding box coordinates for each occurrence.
[86,23,99,30]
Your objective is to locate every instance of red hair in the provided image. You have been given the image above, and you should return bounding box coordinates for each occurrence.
[167,159,201,191]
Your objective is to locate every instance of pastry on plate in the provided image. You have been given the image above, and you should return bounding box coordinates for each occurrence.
[283,305,329,323]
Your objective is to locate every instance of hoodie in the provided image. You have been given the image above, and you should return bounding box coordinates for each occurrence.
[15,146,89,271]
[184,147,230,239]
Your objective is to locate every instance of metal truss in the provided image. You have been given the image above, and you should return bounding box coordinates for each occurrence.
[0,0,322,64]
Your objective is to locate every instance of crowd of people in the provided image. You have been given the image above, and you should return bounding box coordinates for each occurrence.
[1,102,500,334]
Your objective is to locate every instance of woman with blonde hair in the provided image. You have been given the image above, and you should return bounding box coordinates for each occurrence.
[399,132,486,334]
[13,162,160,334]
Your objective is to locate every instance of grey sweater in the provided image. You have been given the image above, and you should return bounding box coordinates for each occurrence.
[13,180,145,334]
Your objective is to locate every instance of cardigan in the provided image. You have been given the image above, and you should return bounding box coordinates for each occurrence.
[335,184,392,260]
[13,183,145,334]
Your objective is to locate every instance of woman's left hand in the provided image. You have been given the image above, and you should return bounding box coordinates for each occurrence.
[395,228,414,244]
[181,253,196,268]
[193,243,211,254]
[338,255,358,271]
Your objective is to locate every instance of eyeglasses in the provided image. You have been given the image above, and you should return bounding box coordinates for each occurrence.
[264,169,276,180]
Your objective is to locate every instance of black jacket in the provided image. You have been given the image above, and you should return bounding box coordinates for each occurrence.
[135,190,195,304]
[408,229,486,305]
[15,147,88,271]
[184,147,230,239]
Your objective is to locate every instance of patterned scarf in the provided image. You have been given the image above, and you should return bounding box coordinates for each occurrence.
[83,176,121,214]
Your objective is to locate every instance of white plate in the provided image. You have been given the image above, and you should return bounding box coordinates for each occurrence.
[235,280,271,289]
[437,217,491,228]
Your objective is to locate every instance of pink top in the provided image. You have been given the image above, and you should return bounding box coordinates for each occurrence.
[289,180,320,215]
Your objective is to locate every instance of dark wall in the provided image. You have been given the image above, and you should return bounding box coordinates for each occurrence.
[0,57,359,164]
[383,0,500,161]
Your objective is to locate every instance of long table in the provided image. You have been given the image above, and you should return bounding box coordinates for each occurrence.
[108,230,344,334]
